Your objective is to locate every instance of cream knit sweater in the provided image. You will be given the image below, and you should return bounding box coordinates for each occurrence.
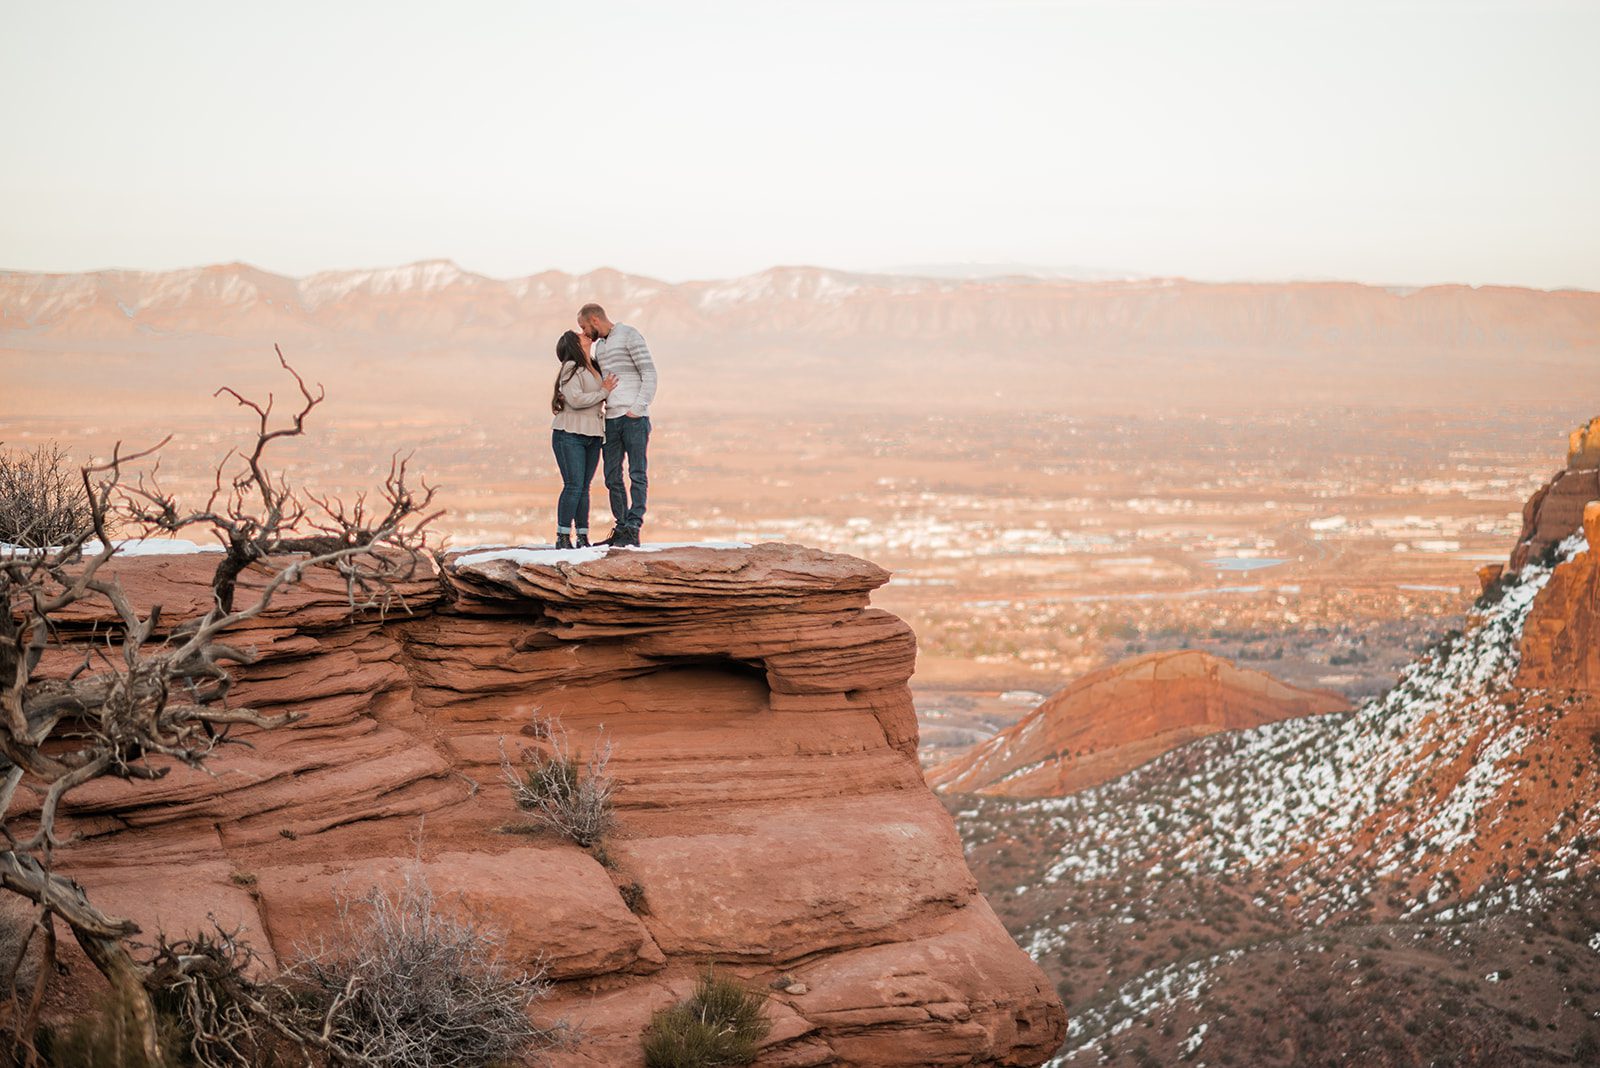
[552,365,608,437]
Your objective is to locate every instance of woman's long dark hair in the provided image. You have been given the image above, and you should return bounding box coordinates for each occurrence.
[551,330,589,414]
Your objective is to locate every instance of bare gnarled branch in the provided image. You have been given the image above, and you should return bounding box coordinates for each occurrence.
[0,349,439,1059]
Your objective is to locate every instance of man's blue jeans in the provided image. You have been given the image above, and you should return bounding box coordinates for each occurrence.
[603,415,650,530]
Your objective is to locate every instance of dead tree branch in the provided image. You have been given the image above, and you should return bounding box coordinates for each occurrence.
[0,350,439,1061]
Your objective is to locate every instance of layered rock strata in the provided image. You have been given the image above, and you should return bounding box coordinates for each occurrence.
[927,650,1348,798]
[37,543,1065,1066]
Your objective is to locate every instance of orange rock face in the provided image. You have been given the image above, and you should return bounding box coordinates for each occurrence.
[44,543,1064,1067]
[1476,563,1505,593]
[1570,417,1600,468]
[1516,501,1600,691]
[1509,417,1600,571]
[926,650,1348,798]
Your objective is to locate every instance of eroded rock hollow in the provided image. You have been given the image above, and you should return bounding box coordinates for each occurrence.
[45,543,1066,1066]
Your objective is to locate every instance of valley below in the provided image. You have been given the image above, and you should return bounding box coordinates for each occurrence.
[945,431,1600,1065]
[2,401,1575,769]
[6,261,1600,1065]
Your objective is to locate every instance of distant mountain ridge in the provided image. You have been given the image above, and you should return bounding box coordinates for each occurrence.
[4,259,1599,350]
[7,260,1600,418]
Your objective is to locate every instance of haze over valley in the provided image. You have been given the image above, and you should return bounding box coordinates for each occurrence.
[9,2,1600,1064]
[6,260,1598,769]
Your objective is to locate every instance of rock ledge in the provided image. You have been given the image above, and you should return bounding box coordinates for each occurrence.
[49,542,1065,1067]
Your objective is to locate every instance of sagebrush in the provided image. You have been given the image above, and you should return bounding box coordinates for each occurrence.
[33,893,565,1068]
[500,717,616,847]
[285,865,565,1067]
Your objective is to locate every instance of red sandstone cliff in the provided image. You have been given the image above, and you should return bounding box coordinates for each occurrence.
[1516,501,1600,692]
[41,543,1065,1066]
[1508,416,1600,571]
[926,650,1348,798]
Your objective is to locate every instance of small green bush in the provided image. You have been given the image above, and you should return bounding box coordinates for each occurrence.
[620,881,651,915]
[642,969,772,1068]
[519,755,579,804]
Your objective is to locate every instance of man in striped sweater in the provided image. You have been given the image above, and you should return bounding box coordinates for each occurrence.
[579,303,658,547]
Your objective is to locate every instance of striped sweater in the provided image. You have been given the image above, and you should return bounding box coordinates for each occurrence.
[595,323,658,418]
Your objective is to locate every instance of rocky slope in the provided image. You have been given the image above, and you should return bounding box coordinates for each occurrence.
[926,650,1347,797]
[35,542,1064,1066]
[949,422,1600,1065]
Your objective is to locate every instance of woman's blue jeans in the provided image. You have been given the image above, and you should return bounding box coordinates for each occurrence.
[552,429,602,532]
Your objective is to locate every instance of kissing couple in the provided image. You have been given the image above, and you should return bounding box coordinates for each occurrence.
[548,303,657,549]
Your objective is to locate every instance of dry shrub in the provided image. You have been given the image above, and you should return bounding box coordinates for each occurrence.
[619,881,651,915]
[142,925,286,1068]
[285,865,565,1067]
[641,968,772,1068]
[36,986,186,1067]
[500,718,616,848]
[0,441,92,547]
[1,353,439,1062]
[0,895,41,1006]
[99,875,565,1068]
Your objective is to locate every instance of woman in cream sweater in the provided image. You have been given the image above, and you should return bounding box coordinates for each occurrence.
[550,329,618,549]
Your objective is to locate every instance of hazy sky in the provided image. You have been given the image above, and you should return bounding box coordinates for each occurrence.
[3,1,1597,288]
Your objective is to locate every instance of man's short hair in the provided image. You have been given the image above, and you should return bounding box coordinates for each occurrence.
[578,303,607,321]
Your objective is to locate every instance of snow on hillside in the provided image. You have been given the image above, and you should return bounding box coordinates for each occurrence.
[298,259,488,306]
[0,260,687,328]
[690,267,949,309]
[1009,531,1588,918]
[965,529,1599,1064]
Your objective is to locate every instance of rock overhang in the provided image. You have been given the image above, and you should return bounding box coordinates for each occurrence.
[33,539,1066,1067]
